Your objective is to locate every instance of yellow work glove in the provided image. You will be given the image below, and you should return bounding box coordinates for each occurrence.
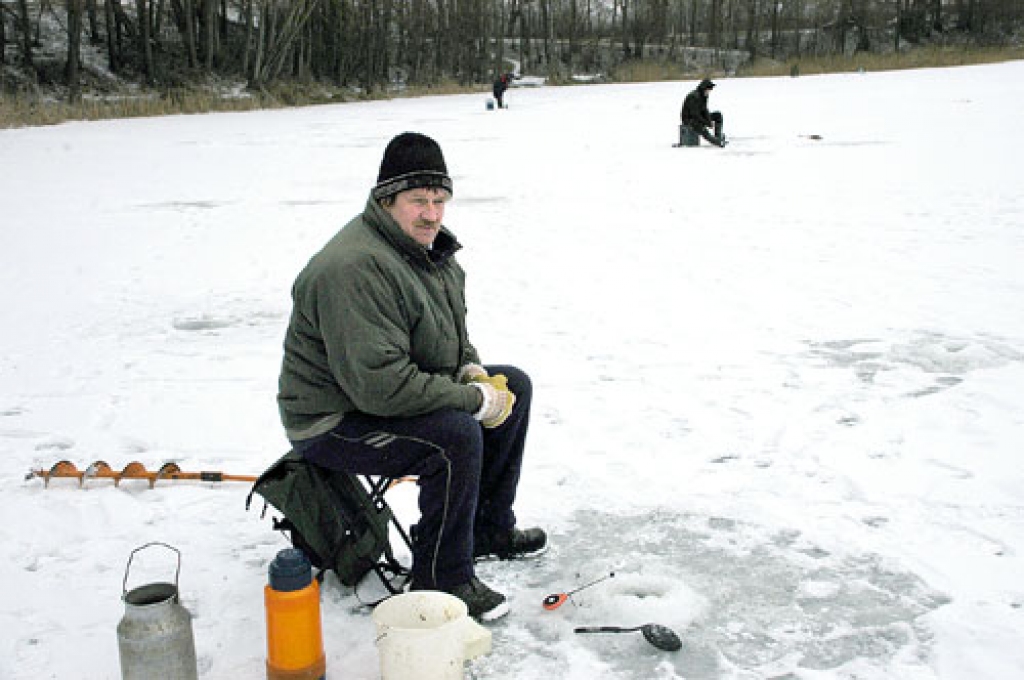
[471,379,515,429]
[469,373,507,391]
[457,363,488,384]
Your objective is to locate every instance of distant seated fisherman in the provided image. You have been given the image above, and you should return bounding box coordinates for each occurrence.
[681,78,726,147]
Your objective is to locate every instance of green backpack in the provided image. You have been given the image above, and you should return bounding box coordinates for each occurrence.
[247,450,408,592]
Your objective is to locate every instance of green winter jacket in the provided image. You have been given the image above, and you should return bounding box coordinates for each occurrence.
[277,194,483,441]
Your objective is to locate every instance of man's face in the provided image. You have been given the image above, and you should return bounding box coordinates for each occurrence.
[386,187,451,247]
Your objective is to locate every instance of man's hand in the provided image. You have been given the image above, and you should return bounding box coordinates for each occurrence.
[472,377,515,428]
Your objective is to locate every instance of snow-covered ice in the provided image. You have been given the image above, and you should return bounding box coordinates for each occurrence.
[1,60,1023,679]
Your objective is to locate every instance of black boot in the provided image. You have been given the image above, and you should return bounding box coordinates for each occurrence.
[715,119,727,146]
[474,527,547,561]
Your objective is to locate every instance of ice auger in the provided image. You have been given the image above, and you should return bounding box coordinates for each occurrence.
[26,460,258,489]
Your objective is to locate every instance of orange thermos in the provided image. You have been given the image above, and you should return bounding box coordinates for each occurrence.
[264,548,326,680]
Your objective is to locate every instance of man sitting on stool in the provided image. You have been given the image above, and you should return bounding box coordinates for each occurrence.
[276,132,546,622]
[681,79,726,147]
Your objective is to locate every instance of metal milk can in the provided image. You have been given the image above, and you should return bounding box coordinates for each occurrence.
[116,542,198,680]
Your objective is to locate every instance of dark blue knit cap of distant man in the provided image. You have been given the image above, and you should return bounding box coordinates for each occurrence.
[372,132,453,201]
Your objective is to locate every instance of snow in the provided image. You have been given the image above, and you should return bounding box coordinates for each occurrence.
[2,60,1024,679]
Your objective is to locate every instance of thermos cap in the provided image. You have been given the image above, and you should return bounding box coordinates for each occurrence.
[269,548,313,592]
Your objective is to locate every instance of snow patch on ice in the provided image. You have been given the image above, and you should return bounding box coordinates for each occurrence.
[468,509,949,679]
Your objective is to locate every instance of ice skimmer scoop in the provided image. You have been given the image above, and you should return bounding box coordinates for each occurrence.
[574,624,682,652]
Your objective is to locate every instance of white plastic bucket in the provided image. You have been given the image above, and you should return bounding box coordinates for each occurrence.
[372,592,491,680]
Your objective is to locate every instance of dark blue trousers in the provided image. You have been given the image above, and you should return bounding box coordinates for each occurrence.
[292,365,531,590]
[684,111,724,144]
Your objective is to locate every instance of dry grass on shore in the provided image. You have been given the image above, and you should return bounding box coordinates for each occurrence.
[738,44,1024,77]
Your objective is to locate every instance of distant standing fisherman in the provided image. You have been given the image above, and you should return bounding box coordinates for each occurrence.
[492,73,511,109]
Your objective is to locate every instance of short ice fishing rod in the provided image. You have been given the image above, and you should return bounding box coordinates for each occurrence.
[543,572,615,610]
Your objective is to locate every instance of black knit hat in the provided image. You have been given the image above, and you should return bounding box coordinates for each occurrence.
[698,79,716,90]
[373,132,453,201]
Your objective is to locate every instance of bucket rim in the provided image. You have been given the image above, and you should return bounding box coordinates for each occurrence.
[372,590,468,629]
[123,581,179,607]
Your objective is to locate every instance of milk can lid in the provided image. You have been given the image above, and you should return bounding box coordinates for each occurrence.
[268,548,312,591]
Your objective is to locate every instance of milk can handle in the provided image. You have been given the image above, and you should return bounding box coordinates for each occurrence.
[122,541,182,597]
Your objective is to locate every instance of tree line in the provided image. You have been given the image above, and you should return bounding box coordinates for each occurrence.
[2,0,1021,101]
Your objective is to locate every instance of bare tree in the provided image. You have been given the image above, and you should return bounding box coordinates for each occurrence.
[1,6,5,68]
[84,0,102,44]
[744,0,760,58]
[250,0,319,86]
[620,0,629,56]
[134,0,154,82]
[202,0,215,70]
[17,0,34,73]
[770,0,780,57]
[689,0,698,45]
[567,0,579,68]
[67,0,83,101]
[178,0,198,69]
[493,0,508,75]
